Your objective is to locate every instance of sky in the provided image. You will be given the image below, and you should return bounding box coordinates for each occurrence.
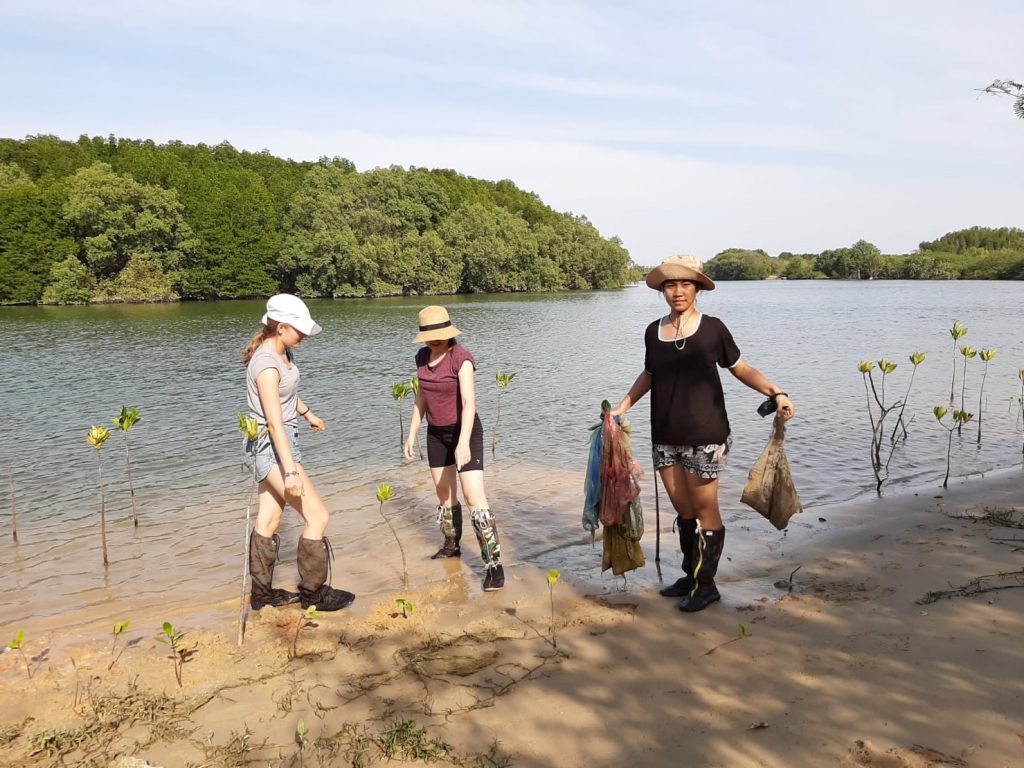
[2,0,1022,265]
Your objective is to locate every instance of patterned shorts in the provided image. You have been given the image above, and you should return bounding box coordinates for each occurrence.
[652,437,732,479]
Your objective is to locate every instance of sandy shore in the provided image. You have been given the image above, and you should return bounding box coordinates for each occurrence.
[1,470,1022,768]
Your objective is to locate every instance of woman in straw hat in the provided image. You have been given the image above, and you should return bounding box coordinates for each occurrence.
[241,294,356,612]
[611,256,794,613]
[403,305,504,592]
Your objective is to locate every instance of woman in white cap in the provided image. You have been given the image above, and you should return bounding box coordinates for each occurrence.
[242,293,355,612]
[611,256,794,613]
[403,305,504,592]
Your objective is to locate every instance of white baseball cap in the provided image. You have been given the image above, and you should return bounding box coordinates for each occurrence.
[261,294,322,336]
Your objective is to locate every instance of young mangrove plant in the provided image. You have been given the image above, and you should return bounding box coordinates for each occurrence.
[395,598,414,619]
[375,483,407,589]
[948,321,968,404]
[858,359,903,493]
[108,620,130,671]
[291,605,321,660]
[155,621,189,688]
[547,569,560,649]
[492,371,516,459]
[957,345,976,434]
[295,719,309,766]
[7,630,31,679]
[391,381,412,448]
[236,413,263,646]
[934,407,974,489]
[112,405,142,527]
[1018,369,1024,455]
[976,349,997,444]
[87,425,112,566]
[891,352,926,441]
[8,466,16,544]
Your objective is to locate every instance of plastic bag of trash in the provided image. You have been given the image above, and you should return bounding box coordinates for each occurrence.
[740,415,802,530]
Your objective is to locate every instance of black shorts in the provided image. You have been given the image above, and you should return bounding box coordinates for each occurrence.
[427,416,484,472]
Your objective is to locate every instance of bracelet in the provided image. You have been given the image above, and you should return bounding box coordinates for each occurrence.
[284,470,301,478]
[770,392,789,400]
[297,408,310,417]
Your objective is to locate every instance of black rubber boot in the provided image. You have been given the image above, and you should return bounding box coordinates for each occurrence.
[431,502,463,559]
[249,531,300,610]
[297,536,356,612]
[659,518,698,597]
[678,528,725,613]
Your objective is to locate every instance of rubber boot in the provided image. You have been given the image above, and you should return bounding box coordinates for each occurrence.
[471,507,504,591]
[249,531,300,610]
[297,536,356,612]
[431,502,463,559]
[678,528,725,613]
[659,517,698,597]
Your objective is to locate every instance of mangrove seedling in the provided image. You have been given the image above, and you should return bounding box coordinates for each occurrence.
[375,483,408,589]
[87,425,112,566]
[948,321,968,404]
[547,569,560,649]
[492,371,517,459]
[934,407,974,489]
[155,621,189,688]
[391,381,412,447]
[236,413,264,646]
[891,352,926,441]
[291,605,321,660]
[7,630,31,679]
[395,598,414,619]
[8,466,16,544]
[108,620,129,671]
[858,360,904,493]
[957,345,977,434]
[1018,369,1024,455]
[976,349,997,444]
[112,405,142,527]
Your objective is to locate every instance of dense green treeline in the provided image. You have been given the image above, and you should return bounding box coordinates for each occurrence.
[0,135,635,304]
[704,228,1024,281]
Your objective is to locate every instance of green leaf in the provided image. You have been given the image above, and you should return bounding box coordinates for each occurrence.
[547,569,560,587]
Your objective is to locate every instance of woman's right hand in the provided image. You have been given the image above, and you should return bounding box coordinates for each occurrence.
[284,471,304,497]
[403,439,416,461]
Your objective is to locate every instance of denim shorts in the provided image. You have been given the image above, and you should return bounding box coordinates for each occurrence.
[652,437,732,479]
[242,423,302,482]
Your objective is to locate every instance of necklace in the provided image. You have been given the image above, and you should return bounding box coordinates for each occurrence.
[670,309,696,351]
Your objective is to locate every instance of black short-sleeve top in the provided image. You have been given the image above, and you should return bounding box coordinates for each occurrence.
[644,314,741,446]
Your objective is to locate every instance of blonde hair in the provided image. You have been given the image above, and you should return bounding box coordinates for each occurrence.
[242,319,279,364]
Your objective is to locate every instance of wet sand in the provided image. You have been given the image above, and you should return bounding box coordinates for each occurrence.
[1,468,1022,767]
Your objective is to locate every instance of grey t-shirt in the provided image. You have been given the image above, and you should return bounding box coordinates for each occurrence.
[246,344,300,426]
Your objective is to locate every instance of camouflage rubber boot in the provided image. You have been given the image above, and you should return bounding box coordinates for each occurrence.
[659,517,698,597]
[431,502,463,559]
[249,531,299,610]
[296,536,356,612]
[471,507,504,591]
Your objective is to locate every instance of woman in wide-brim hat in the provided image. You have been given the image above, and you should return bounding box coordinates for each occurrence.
[611,255,794,613]
[241,294,355,613]
[404,305,505,592]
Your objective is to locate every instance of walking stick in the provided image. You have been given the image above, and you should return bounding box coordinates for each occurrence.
[653,458,663,583]
[238,472,255,646]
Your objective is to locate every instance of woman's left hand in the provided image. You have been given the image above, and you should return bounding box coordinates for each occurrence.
[776,395,795,420]
[305,412,325,432]
[454,442,470,470]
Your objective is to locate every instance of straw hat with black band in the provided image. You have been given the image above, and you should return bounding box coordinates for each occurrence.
[644,254,716,292]
[413,305,462,343]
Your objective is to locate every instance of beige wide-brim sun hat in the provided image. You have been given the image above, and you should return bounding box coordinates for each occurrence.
[644,254,716,291]
[413,305,462,343]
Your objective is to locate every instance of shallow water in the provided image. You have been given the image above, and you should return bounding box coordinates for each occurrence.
[1,281,1022,637]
